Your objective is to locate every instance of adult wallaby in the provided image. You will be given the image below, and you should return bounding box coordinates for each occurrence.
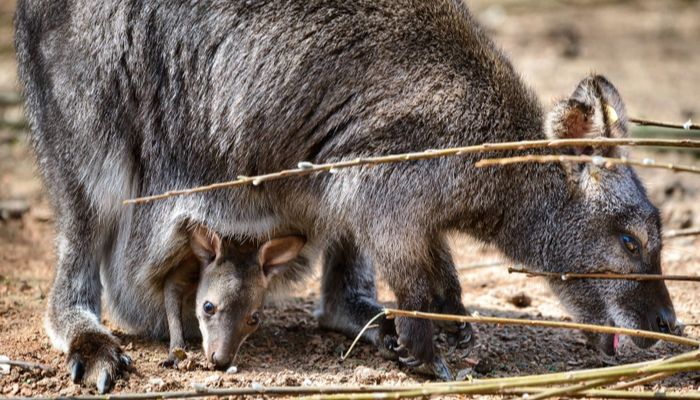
[162,226,305,369]
[16,0,676,393]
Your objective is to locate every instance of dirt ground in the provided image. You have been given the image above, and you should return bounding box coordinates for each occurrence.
[1,0,700,398]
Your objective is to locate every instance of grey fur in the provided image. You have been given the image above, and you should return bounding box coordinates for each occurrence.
[15,0,675,392]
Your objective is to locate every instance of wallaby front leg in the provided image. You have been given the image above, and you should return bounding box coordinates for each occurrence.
[162,278,187,368]
[427,236,473,348]
[46,227,131,393]
[371,242,454,381]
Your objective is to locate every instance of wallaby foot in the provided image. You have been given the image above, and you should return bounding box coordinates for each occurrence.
[392,316,453,380]
[67,331,132,393]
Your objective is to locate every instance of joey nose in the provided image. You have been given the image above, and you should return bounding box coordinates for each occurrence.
[211,351,231,369]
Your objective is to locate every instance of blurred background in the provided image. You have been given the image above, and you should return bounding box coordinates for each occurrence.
[0,0,699,396]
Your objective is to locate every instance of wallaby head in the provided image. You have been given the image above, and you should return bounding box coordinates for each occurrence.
[189,226,306,369]
[543,75,675,354]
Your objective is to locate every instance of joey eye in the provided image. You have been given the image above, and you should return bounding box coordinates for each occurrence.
[203,301,216,315]
[620,234,640,256]
[248,311,261,326]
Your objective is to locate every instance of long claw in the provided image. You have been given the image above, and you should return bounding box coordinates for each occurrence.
[431,357,454,381]
[69,359,84,383]
[399,356,423,367]
[96,369,112,394]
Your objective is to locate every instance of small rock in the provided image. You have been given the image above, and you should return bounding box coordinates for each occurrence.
[250,382,263,391]
[0,199,30,221]
[508,293,532,308]
[0,355,10,375]
[204,374,220,385]
[474,358,494,374]
[225,365,238,374]
[148,378,165,387]
[456,368,473,381]
[302,378,313,387]
[354,366,380,384]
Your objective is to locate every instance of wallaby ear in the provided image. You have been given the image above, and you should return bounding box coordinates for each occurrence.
[545,75,629,156]
[190,225,222,266]
[257,236,305,279]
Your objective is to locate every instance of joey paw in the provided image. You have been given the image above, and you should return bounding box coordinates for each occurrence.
[67,331,132,393]
[161,347,187,369]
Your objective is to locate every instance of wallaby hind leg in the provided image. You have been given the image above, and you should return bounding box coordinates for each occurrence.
[426,237,474,349]
[315,236,397,359]
[46,210,131,393]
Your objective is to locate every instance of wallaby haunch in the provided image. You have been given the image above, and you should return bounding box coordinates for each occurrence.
[163,226,305,369]
[16,0,676,393]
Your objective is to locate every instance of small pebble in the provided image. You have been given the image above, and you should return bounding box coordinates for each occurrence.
[0,355,9,374]
[225,365,238,374]
[251,382,263,391]
[508,293,532,308]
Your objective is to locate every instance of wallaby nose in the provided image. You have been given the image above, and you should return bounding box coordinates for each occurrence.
[211,351,231,369]
[656,306,676,334]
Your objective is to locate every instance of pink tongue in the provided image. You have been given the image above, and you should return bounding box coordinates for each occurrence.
[613,333,620,351]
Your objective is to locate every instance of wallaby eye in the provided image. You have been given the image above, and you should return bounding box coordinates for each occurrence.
[248,311,261,326]
[203,301,216,315]
[620,234,640,256]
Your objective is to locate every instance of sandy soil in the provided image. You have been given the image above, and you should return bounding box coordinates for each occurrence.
[1,0,699,397]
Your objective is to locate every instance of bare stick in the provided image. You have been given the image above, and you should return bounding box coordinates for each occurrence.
[383,308,700,347]
[665,227,700,239]
[475,154,700,174]
[123,137,700,205]
[611,371,672,390]
[0,359,55,374]
[508,388,700,399]
[527,377,620,400]
[457,260,504,271]
[508,267,700,283]
[340,310,385,361]
[630,117,700,131]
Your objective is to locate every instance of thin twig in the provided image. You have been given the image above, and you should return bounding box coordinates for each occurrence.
[526,377,620,400]
[123,138,700,205]
[0,359,55,374]
[508,267,700,282]
[340,311,385,361]
[457,260,505,271]
[508,388,700,399]
[630,117,700,131]
[611,371,672,390]
[301,361,700,399]
[383,308,700,347]
[475,154,700,174]
[665,227,700,239]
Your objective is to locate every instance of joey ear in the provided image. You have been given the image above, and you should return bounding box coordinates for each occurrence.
[190,225,222,266]
[257,236,306,279]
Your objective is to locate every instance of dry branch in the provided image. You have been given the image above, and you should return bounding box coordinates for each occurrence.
[665,227,700,239]
[475,154,700,174]
[0,358,55,374]
[382,308,700,347]
[507,267,700,283]
[124,137,700,204]
[509,267,700,282]
[630,117,700,131]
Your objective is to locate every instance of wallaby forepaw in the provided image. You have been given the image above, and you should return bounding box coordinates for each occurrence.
[67,331,132,393]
